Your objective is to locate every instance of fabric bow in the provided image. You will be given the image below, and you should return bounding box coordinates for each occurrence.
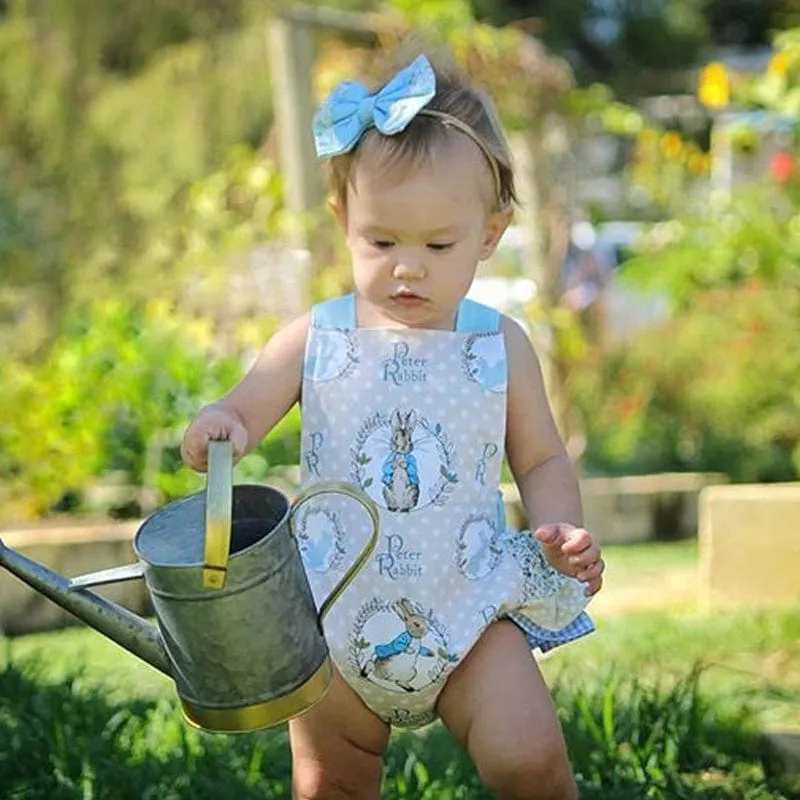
[312,54,437,158]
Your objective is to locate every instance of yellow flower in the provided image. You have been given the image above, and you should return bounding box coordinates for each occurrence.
[768,52,789,78]
[698,62,730,109]
[687,152,710,175]
[660,132,684,160]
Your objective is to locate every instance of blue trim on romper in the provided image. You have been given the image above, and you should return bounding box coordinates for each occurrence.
[506,610,595,653]
[311,294,357,330]
[311,294,502,333]
[455,298,501,332]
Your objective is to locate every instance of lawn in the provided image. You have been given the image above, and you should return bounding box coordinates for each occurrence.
[2,541,799,798]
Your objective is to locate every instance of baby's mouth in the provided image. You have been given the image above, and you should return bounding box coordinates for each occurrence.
[393,290,425,302]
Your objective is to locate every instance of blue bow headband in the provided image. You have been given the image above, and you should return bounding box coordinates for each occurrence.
[312,54,436,158]
[312,54,504,202]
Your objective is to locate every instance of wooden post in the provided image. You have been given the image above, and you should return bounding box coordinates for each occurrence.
[266,16,326,312]
[266,8,384,307]
[267,16,325,242]
[267,6,386,223]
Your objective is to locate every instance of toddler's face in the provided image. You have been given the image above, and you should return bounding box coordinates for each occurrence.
[338,139,510,330]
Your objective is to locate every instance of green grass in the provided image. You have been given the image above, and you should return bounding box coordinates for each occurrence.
[1,646,794,799]
[1,540,799,798]
[542,606,800,730]
[601,539,700,579]
[8,601,798,729]
[3,625,175,704]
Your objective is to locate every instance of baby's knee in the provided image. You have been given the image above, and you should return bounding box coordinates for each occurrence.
[292,756,382,800]
[293,771,379,800]
[478,739,578,800]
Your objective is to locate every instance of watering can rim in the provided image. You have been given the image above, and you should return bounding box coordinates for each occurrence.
[132,481,293,570]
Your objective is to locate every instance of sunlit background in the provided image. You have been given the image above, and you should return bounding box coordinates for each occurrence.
[0,2,798,797]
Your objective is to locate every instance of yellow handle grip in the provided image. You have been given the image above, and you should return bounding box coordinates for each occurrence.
[203,440,233,590]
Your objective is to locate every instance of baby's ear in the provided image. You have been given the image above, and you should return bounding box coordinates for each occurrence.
[480,206,513,261]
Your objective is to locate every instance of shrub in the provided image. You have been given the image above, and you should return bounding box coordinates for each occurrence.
[573,276,799,481]
[0,300,248,518]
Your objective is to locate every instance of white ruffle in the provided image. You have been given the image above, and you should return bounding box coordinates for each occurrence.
[501,531,591,631]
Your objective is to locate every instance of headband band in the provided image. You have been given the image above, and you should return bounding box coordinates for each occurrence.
[417,109,505,206]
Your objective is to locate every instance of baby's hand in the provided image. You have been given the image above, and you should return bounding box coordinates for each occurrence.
[534,523,604,597]
[180,406,248,472]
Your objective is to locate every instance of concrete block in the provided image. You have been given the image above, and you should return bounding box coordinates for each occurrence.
[699,483,800,609]
[0,520,150,634]
[502,472,728,545]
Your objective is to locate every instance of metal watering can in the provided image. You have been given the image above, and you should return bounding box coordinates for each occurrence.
[0,441,379,733]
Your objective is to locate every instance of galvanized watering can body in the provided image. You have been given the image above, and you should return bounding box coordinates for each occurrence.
[0,442,379,734]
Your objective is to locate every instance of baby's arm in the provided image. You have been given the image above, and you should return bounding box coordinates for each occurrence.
[502,315,581,527]
[502,316,603,596]
[181,313,310,472]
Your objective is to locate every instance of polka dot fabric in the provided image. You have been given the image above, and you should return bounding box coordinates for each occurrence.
[296,294,594,728]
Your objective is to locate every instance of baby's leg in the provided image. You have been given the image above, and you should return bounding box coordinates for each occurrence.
[289,665,390,800]
[437,620,577,800]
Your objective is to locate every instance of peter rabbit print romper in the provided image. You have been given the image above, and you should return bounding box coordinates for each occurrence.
[297,294,594,728]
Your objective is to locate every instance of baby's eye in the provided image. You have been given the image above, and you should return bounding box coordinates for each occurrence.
[370,240,395,250]
[427,242,455,252]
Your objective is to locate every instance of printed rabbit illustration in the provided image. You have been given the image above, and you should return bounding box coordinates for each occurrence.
[382,410,420,512]
[361,598,435,692]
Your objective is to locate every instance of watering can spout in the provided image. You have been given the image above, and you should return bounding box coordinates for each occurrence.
[0,535,171,677]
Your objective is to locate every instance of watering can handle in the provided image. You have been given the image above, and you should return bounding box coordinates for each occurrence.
[289,482,380,622]
[203,440,233,590]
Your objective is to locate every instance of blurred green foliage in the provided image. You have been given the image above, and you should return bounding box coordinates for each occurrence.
[574,275,800,481]
[0,299,239,516]
[564,29,800,483]
[0,0,303,519]
[0,3,275,357]
[624,189,800,308]
[573,187,799,481]
[0,141,309,518]
[472,0,800,100]
[1,1,798,521]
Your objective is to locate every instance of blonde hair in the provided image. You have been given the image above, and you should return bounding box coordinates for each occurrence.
[324,47,517,213]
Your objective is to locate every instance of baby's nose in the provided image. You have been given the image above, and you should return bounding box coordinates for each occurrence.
[393,256,426,280]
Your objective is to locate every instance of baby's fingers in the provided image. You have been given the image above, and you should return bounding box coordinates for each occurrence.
[181,424,227,472]
[577,557,604,583]
[560,527,594,556]
[227,424,248,459]
[582,570,604,597]
[534,523,572,549]
[567,542,601,570]
[180,433,212,472]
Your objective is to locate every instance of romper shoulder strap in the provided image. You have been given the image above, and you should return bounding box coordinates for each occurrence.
[311,293,357,330]
[455,298,501,333]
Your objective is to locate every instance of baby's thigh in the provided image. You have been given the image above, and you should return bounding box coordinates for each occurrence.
[437,621,576,798]
[289,666,390,800]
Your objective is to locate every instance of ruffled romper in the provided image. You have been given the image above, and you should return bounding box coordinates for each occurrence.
[296,294,594,728]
